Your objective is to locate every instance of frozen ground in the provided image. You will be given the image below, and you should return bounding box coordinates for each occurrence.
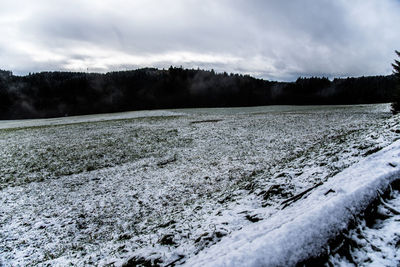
[328,184,400,266]
[186,138,400,266]
[0,104,399,266]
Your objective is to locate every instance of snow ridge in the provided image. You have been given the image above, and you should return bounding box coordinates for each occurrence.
[185,140,400,266]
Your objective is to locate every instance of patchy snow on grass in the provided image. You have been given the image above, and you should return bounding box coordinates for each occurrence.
[185,139,400,267]
[0,109,182,130]
[0,104,399,266]
[328,186,400,266]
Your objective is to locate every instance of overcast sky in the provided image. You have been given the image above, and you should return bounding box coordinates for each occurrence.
[1,0,400,81]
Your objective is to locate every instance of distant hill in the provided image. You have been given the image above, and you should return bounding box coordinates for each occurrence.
[0,68,397,119]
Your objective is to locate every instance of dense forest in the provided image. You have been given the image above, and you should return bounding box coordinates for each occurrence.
[0,67,397,119]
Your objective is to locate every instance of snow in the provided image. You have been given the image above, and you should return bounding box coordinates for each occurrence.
[185,140,400,266]
[0,109,182,130]
[329,189,400,266]
[0,104,399,266]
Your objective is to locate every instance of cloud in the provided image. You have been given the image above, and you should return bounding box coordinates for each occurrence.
[1,0,399,80]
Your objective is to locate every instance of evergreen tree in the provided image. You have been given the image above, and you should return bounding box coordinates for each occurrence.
[391,50,400,114]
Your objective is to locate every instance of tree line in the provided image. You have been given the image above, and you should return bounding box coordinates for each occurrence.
[0,67,397,119]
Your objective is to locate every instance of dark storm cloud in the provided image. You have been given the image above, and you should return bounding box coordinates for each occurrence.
[1,0,399,80]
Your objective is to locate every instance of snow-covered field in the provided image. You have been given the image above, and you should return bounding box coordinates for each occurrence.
[0,104,399,266]
[329,185,400,266]
[187,137,400,266]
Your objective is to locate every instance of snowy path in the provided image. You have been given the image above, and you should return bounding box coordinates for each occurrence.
[328,185,400,266]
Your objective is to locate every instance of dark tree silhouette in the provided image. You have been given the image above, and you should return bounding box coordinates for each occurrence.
[0,67,397,119]
[391,50,400,114]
